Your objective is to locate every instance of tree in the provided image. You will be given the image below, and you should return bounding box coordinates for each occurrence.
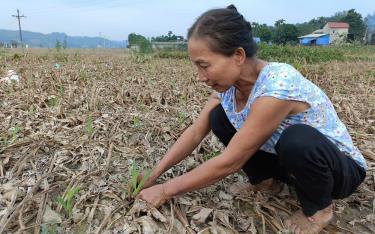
[127,33,152,53]
[365,13,375,44]
[167,31,173,38]
[252,22,272,42]
[55,39,62,52]
[341,9,366,41]
[331,11,347,21]
[272,20,299,45]
[295,17,328,36]
[295,12,348,36]
[275,19,286,28]
[365,13,375,29]
[365,13,375,30]
[128,33,148,46]
[128,33,141,46]
[151,31,184,42]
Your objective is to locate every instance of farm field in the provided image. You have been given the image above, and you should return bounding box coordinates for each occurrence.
[0,46,374,233]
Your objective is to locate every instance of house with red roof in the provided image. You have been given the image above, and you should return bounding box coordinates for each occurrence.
[313,22,349,44]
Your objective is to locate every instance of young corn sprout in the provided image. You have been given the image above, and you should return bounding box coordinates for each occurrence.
[85,114,94,136]
[126,161,151,199]
[56,186,80,217]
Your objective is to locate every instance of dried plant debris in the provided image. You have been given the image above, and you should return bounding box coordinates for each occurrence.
[0,50,374,233]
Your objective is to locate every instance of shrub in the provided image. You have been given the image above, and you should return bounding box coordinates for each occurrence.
[257,43,345,64]
[153,50,189,59]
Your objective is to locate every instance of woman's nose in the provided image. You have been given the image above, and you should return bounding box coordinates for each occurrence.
[197,72,208,82]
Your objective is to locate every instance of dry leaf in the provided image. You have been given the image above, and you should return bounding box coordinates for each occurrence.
[192,207,213,224]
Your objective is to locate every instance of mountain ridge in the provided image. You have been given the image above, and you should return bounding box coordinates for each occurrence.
[0,29,127,48]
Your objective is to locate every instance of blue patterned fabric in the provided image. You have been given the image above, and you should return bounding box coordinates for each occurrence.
[218,62,367,169]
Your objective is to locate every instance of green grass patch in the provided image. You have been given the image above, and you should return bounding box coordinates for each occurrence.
[153,50,189,59]
[151,44,375,64]
[257,43,345,64]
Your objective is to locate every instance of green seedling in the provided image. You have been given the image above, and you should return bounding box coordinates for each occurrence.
[178,111,188,124]
[85,114,94,136]
[127,161,151,198]
[47,96,59,107]
[131,116,141,128]
[56,186,80,217]
[10,124,21,143]
[79,71,88,83]
[58,85,65,96]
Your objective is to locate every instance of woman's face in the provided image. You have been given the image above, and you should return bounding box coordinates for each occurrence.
[188,37,242,92]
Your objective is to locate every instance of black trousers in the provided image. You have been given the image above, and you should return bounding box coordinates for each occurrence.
[210,104,366,216]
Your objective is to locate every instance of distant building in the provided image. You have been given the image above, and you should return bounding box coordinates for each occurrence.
[313,22,349,44]
[151,41,187,50]
[299,22,349,45]
[298,34,330,46]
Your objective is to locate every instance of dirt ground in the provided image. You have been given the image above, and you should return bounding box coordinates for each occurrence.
[0,49,374,233]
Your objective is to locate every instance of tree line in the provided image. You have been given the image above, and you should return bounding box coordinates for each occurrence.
[128,9,373,50]
[253,9,370,44]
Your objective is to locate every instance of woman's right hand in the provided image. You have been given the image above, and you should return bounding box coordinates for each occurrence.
[137,173,157,189]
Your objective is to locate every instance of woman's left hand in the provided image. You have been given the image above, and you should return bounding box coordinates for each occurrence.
[136,183,170,207]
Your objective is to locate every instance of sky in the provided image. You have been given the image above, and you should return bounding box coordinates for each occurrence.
[1,0,374,41]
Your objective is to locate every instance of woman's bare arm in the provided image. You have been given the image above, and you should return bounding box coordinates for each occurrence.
[163,96,296,196]
[146,93,220,185]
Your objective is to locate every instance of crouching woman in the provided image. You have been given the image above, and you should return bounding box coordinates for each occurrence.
[137,5,367,233]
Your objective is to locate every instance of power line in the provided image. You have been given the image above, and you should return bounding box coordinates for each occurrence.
[12,9,26,48]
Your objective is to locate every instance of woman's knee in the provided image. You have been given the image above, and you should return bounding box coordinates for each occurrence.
[276,124,321,156]
[275,124,323,168]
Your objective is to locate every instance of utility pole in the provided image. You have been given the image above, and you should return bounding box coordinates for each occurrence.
[12,9,26,48]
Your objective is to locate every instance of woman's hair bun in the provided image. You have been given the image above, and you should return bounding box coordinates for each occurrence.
[187,3,257,58]
[226,4,238,12]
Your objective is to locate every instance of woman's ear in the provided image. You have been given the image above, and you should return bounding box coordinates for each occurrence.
[234,47,246,66]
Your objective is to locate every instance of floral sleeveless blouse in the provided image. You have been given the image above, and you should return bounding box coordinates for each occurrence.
[218,63,367,169]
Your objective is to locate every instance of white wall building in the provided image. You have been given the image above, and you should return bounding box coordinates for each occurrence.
[313,22,349,44]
